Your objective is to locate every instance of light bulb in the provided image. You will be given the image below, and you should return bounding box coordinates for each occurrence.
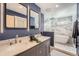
[56,5,59,8]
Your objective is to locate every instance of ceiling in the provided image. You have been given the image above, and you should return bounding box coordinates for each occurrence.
[36,3,75,15]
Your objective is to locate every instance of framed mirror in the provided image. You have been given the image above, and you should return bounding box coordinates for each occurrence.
[5,3,28,29]
[30,10,39,29]
[15,16,27,28]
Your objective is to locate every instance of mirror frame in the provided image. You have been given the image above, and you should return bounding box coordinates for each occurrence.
[29,9,40,29]
[4,3,28,29]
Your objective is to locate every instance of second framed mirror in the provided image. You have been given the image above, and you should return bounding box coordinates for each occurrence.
[30,10,39,29]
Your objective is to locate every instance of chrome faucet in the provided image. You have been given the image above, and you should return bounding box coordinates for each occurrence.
[15,35,18,43]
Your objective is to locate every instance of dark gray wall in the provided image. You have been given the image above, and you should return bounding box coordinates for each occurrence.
[0,3,44,40]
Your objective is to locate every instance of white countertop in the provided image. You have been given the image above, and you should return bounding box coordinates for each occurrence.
[0,36,50,56]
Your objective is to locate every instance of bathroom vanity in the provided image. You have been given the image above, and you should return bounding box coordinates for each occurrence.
[17,38,50,56]
[0,36,50,56]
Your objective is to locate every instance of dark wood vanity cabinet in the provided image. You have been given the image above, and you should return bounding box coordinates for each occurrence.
[16,40,50,56]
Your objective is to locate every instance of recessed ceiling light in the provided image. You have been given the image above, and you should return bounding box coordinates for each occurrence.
[56,5,59,8]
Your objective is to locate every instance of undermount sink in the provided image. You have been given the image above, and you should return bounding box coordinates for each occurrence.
[0,36,44,52]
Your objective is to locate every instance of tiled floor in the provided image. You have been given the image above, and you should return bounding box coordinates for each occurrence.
[50,46,77,56]
[50,49,69,56]
[54,43,77,55]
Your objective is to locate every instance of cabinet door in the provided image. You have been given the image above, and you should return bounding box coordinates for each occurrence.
[36,40,50,56]
[45,40,50,56]
[17,47,35,56]
[36,43,45,56]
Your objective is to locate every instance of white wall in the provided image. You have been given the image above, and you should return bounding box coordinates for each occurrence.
[53,4,77,23]
[44,20,52,31]
[44,4,77,31]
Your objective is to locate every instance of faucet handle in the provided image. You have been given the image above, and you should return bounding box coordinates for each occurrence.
[15,39,17,43]
[19,40,22,43]
[10,42,13,45]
